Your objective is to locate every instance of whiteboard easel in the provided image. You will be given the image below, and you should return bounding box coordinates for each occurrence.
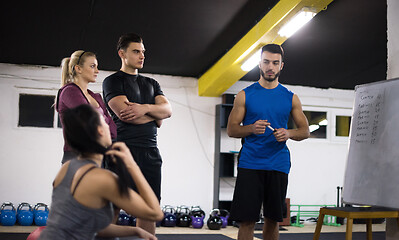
[343,78,399,209]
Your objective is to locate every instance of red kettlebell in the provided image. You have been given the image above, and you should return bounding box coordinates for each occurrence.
[27,226,46,240]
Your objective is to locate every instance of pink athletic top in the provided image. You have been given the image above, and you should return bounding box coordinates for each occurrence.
[56,83,117,152]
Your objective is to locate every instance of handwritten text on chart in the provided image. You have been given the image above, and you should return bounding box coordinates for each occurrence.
[354,90,383,144]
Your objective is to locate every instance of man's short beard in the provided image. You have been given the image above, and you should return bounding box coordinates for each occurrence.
[260,69,280,82]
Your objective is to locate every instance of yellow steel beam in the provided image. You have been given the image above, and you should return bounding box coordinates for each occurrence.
[198,0,334,97]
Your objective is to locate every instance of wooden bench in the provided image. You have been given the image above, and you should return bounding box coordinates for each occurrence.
[313,207,399,240]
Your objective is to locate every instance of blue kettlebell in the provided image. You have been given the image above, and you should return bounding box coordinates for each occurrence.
[33,203,49,226]
[117,210,131,226]
[1,202,17,226]
[161,205,176,227]
[156,218,162,227]
[17,202,34,226]
[33,203,48,216]
[130,215,137,227]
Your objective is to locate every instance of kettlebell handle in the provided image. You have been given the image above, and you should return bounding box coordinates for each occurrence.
[17,202,32,212]
[163,205,175,214]
[220,209,230,217]
[1,202,16,211]
[190,206,202,211]
[210,208,220,216]
[177,205,190,214]
[34,203,49,211]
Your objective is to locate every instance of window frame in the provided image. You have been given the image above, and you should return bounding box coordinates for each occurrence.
[15,87,61,131]
[301,106,330,141]
[330,108,353,142]
[299,106,353,142]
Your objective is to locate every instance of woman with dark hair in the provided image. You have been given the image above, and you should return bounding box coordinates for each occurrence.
[56,50,117,164]
[38,104,163,240]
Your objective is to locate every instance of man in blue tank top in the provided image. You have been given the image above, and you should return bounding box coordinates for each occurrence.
[227,44,310,240]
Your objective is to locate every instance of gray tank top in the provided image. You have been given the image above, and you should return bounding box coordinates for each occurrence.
[39,159,113,240]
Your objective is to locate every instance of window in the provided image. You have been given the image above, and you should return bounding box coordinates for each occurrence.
[305,111,327,138]
[331,109,353,141]
[288,110,327,139]
[336,115,351,137]
[18,94,59,128]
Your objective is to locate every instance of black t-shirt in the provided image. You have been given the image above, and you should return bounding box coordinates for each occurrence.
[102,71,164,147]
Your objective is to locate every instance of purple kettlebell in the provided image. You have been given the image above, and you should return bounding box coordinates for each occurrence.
[191,215,204,228]
[219,209,230,228]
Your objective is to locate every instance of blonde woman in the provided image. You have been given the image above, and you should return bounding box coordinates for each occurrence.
[56,50,116,164]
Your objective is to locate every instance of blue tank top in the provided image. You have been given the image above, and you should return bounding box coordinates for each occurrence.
[39,159,113,240]
[239,82,293,174]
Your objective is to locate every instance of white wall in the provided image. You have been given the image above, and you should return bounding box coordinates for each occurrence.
[0,63,220,215]
[0,62,357,217]
[386,0,399,239]
[0,0,396,226]
[387,0,399,80]
[0,64,64,207]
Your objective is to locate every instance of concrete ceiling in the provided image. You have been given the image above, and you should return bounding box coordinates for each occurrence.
[0,0,387,95]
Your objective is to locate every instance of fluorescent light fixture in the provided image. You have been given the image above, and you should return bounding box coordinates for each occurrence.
[240,8,317,72]
[241,49,262,71]
[278,8,317,38]
[309,124,320,132]
[319,119,328,126]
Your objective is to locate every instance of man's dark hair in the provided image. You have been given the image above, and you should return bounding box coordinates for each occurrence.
[261,44,284,61]
[117,33,143,51]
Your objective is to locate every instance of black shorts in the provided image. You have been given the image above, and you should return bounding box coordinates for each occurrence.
[230,168,288,222]
[125,145,163,201]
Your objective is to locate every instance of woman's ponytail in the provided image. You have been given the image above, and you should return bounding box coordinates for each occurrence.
[61,57,72,86]
[103,153,132,197]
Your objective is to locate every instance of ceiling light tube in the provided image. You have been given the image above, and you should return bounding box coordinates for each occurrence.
[309,124,320,132]
[241,49,262,71]
[240,8,317,72]
[319,119,328,126]
[278,8,317,38]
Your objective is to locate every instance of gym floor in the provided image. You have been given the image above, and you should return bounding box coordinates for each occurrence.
[0,222,387,239]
